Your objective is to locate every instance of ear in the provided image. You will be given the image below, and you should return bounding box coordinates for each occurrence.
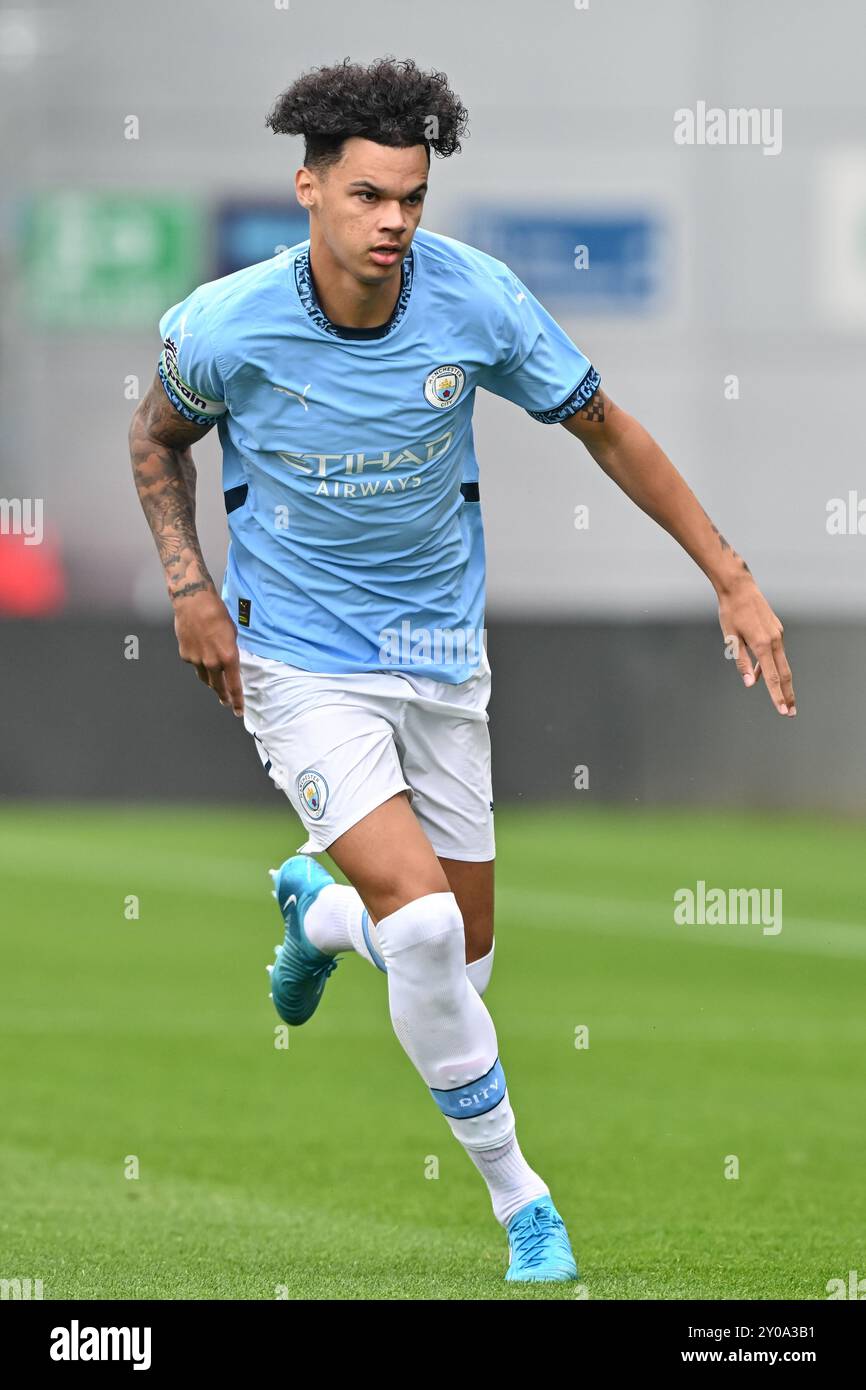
[294,166,316,210]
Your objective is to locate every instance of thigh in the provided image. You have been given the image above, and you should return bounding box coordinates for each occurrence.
[327,791,451,921]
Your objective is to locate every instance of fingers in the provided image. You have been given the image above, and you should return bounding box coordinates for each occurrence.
[720,584,797,716]
[750,639,795,717]
[772,634,796,713]
[728,635,796,717]
[729,633,758,688]
[222,648,245,717]
[755,642,787,713]
[207,662,232,708]
[193,653,244,714]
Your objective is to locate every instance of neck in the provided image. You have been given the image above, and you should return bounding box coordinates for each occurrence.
[307,232,402,329]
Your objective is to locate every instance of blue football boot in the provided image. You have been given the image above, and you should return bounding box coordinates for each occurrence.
[505,1195,579,1283]
[266,855,339,1026]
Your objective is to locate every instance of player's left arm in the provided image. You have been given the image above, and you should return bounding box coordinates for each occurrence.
[560,389,796,716]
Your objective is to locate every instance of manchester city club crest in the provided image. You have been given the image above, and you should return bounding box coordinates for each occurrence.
[423,363,466,409]
[297,769,329,821]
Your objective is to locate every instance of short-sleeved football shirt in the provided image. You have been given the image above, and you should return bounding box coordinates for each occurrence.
[157,227,600,682]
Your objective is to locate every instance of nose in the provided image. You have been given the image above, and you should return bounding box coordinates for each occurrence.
[379,202,407,234]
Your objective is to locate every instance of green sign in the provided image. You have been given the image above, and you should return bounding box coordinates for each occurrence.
[22,192,202,328]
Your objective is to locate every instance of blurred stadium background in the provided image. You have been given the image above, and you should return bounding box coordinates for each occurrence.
[1,0,865,1300]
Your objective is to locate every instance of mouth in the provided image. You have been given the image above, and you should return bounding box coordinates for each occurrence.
[369,245,402,265]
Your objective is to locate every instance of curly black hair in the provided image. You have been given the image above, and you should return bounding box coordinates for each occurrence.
[265,55,469,172]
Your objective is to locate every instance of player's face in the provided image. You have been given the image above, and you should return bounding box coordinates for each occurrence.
[306,137,429,284]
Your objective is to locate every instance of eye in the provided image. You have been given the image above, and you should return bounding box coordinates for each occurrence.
[356,191,377,202]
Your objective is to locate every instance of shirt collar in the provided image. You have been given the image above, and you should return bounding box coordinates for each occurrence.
[293,243,415,341]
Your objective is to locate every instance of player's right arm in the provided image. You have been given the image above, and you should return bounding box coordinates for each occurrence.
[128,374,244,715]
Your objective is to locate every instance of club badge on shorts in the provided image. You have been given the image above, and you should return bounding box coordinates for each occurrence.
[297,769,328,820]
[423,364,466,409]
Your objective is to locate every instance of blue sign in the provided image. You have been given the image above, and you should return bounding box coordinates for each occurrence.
[214,200,308,276]
[462,209,665,312]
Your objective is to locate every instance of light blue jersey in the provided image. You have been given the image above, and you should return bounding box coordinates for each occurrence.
[157,228,600,682]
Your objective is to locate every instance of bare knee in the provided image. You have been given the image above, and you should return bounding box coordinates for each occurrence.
[363,862,451,921]
[327,793,451,922]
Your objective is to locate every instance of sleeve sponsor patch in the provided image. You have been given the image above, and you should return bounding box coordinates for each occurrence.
[158,333,227,424]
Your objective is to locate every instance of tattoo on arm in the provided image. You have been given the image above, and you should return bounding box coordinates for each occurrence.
[702,507,751,574]
[129,376,216,601]
[559,387,611,439]
[169,580,211,600]
[577,392,605,424]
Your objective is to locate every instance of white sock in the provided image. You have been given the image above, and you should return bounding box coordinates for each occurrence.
[374,892,509,1150]
[304,882,494,993]
[375,891,545,1225]
[464,1130,549,1227]
[466,941,495,996]
[302,884,360,956]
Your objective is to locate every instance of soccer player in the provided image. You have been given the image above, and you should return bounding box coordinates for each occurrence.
[129,56,796,1285]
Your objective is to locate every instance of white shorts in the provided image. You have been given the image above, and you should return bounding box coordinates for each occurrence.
[238,646,495,861]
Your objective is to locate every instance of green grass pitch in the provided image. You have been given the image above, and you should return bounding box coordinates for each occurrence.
[1,802,864,1300]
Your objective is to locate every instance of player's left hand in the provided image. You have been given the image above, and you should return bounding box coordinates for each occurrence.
[717,576,796,716]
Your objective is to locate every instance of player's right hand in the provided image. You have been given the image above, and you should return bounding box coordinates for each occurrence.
[173,587,245,716]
